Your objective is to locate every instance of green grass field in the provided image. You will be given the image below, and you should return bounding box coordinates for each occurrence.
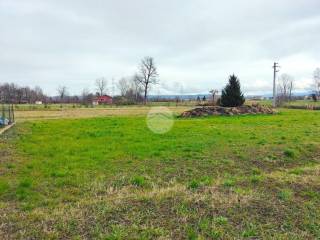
[0,109,320,239]
[253,99,320,108]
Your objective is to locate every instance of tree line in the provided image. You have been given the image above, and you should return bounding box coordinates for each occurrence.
[1,59,320,105]
[0,83,46,104]
[0,56,159,105]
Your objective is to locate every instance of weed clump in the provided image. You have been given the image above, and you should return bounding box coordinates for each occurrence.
[241,223,258,238]
[250,175,264,184]
[18,179,32,188]
[214,216,228,225]
[131,176,146,187]
[278,189,293,201]
[223,179,235,187]
[188,176,212,190]
[188,180,200,190]
[284,149,295,158]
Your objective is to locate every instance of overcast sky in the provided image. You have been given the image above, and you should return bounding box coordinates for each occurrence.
[1,0,319,96]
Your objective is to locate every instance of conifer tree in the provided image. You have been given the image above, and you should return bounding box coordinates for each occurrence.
[220,74,245,107]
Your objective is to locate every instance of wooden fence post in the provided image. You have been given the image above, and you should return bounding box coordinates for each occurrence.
[12,105,15,122]
[7,105,12,124]
[1,104,5,120]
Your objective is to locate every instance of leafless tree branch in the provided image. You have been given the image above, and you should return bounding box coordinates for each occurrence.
[135,57,159,104]
[95,77,108,96]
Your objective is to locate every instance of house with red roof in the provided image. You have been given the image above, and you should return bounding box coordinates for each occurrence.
[92,95,113,105]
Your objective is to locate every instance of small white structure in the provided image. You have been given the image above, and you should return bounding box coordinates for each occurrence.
[92,100,99,106]
[35,101,43,105]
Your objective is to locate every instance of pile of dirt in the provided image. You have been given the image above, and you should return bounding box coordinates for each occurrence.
[180,105,276,117]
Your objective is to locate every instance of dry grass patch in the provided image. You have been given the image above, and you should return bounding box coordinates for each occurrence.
[15,106,191,122]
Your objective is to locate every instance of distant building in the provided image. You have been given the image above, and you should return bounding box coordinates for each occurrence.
[304,95,310,100]
[93,95,113,105]
[35,101,43,105]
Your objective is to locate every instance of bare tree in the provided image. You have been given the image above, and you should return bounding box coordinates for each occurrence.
[16,88,24,103]
[0,83,48,104]
[209,89,219,104]
[116,76,143,103]
[117,77,130,96]
[135,56,159,104]
[57,86,68,102]
[95,77,107,96]
[34,86,44,101]
[277,74,294,105]
[132,76,143,102]
[81,88,94,106]
[22,87,31,103]
[313,68,320,98]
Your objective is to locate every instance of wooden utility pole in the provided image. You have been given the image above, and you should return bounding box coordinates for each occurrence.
[272,62,280,108]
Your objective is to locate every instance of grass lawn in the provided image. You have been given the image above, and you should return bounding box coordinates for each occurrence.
[0,109,319,239]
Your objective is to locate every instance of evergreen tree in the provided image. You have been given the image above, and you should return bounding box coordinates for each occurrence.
[220,74,245,107]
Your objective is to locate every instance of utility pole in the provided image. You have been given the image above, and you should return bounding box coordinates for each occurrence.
[272,62,280,108]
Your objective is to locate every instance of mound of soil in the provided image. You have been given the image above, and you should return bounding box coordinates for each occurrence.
[180,105,276,118]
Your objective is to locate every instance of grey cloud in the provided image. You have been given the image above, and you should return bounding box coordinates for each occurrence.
[0,0,319,95]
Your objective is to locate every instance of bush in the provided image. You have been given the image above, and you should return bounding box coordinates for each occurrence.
[220,75,245,107]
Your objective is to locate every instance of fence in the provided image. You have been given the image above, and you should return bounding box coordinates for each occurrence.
[0,104,15,126]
